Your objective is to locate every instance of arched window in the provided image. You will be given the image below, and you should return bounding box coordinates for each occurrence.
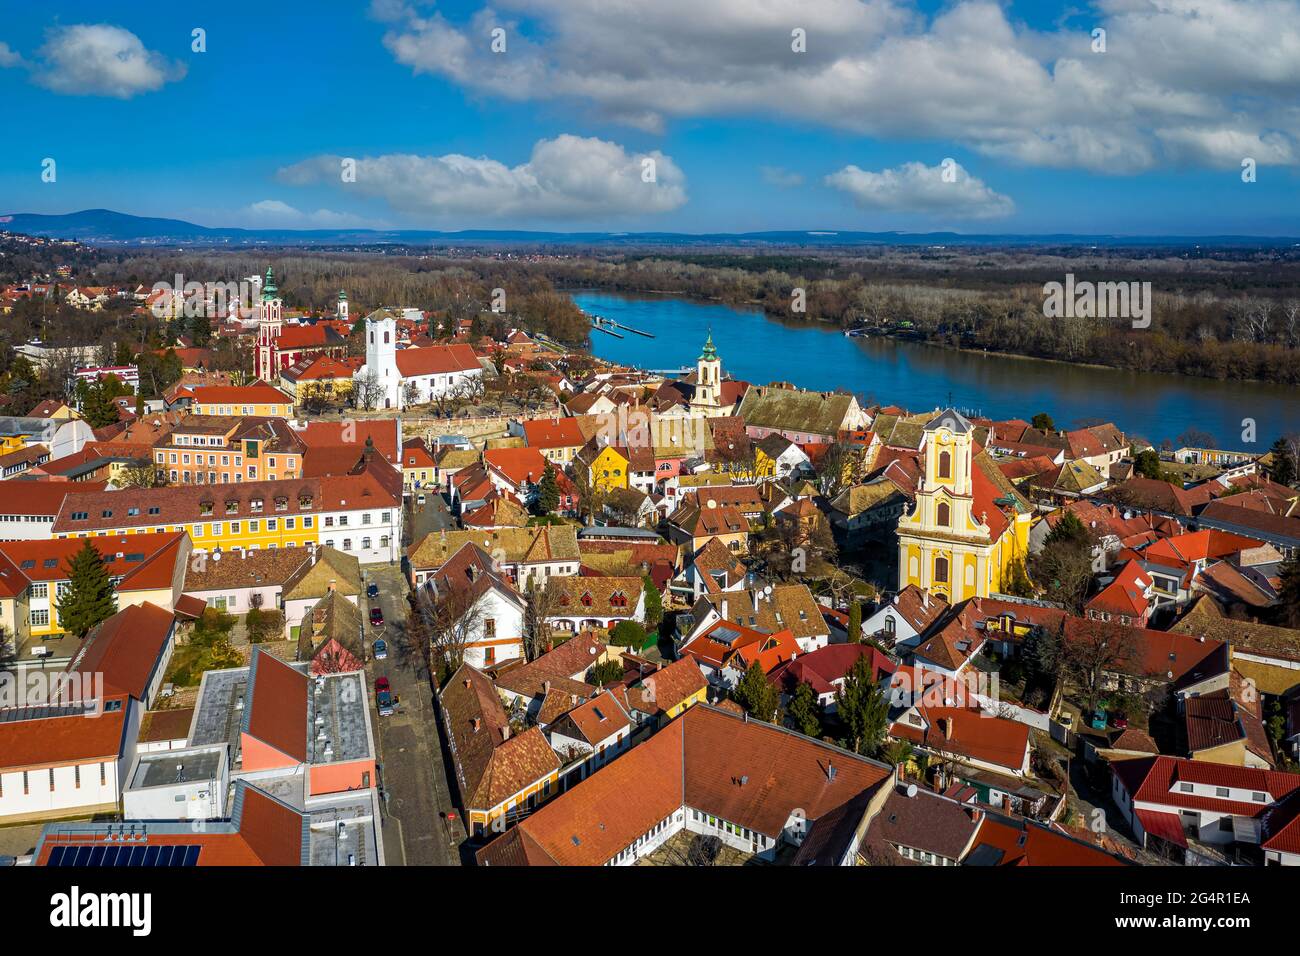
[934,556,949,584]
[938,450,951,479]
[937,502,950,527]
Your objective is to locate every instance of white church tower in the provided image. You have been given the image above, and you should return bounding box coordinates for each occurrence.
[363,313,400,409]
[690,333,722,415]
[337,289,348,323]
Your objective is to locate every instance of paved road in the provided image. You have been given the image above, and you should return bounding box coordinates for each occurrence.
[363,564,464,866]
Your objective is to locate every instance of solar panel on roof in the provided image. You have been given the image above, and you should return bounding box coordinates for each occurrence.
[47,842,205,867]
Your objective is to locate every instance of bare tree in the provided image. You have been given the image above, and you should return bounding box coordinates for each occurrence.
[351,369,384,411]
[522,578,561,662]
[408,582,485,679]
[1060,618,1142,713]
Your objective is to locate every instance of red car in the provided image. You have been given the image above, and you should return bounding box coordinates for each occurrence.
[375,676,391,695]
[370,606,384,627]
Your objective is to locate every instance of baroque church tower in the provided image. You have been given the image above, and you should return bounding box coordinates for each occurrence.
[690,333,722,415]
[255,267,283,382]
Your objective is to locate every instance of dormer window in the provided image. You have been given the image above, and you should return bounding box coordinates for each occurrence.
[298,494,313,509]
[225,500,239,514]
[274,496,288,512]
[199,500,214,516]
[250,498,264,513]
[581,592,594,607]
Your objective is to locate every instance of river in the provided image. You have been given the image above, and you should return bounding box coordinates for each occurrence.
[571,290,1300,449]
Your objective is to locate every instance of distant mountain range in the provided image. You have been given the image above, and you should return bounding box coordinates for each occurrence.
[3,208,1298,250]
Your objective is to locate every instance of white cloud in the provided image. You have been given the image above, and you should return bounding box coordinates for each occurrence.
[374,0,1300,174]
[33,24,185,98]
[760,166,804,188]
[243,200,378,229]
[0,42,23,68]
[276,135,687,221]
[825,161,1014,219]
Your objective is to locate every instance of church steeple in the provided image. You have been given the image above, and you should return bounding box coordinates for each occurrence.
[692,332,722,413]
[262,266,278,301]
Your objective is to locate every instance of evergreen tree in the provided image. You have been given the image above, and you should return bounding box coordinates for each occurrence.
[786,681,822,738]
[536,461,560,514]
[1133,449,1165,480]
[642,572,663,629]
[79,380,120,428]
[1268,437,1297,487]
[1045,510,1091,547]
[190,312,213,348]
[836,656,890,756]
[1279,552,1300,629]
[847,600,862,643]
[56,540,118,638]
[733,661,782,723]
[609,619,646,648]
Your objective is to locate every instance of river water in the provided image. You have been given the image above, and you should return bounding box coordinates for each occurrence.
[572,290,1300,449]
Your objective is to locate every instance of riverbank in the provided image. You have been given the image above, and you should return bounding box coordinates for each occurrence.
[569,289,1300,448]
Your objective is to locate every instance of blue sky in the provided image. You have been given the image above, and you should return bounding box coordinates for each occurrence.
[2,0,1298,235]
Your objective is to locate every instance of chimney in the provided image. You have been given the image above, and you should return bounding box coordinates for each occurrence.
[471,717,481,732]
[721,598,729,620]
[500,726,510,742]
[940,717,953,740]
[463,677,472,689]
[543,680,551,694]
[922,591,930,609]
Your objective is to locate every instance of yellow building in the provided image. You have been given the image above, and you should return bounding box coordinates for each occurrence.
[188,383,294,418]
[897,409,1032,602]
[52,480,326,554]
[575,441,630,492]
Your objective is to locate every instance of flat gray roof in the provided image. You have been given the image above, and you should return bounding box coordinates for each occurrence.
[130,748,224,790]
[308,672,370,764]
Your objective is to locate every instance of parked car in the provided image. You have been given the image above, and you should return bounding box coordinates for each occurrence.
[373,638,388,660]
[377,688,394,716]
[370,606,384,627]
[375,676,390,694]
[367,583,379,599]
[1111,711,1129,729]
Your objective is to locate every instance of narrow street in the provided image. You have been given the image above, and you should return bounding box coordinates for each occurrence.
[363,563,464,866]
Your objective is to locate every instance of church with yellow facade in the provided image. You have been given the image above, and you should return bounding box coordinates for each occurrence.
[897,409,1032,602]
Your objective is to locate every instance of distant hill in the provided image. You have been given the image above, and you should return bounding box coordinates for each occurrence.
[2,208,1298,250]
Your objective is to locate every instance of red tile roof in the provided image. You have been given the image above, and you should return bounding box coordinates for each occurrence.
[393,343,481,377]
[477,704,891,866]
[67,602,175,701]
[190,383,292,406]
[245,650,308,763]
[890,706,1030,773]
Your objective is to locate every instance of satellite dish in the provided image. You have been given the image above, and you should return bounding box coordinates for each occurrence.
[906,783,918,798]
[763,585,773,596]
[211,550,222,562]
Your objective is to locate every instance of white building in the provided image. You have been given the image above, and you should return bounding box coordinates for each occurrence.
[358,313,483,411]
